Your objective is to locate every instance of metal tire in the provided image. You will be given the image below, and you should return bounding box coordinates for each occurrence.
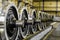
[19,9,28,38]
[1,6,19,40]
[32,23,38,33]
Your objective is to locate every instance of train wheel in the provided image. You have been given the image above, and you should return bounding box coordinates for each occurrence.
[6,8,18,40]
[44,23,47,29]
[19,25,28,38]
[1,7,19,40]
[39,23,45,30]
[32,10,38,33]
[27,25,33,35]
[32,23,38,33]
[38,23,42,31]
[19,9,28,38]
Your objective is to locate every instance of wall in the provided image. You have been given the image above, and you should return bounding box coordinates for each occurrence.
[33,0,60,16]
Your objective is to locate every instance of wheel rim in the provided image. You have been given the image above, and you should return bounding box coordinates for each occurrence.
[38,23,42,31]
[32,11,37,33]
[20,25,28,38]
[6,8,18,40]
[20,10,28,38]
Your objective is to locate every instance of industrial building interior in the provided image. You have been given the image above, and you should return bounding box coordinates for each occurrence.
[0,0,60,40]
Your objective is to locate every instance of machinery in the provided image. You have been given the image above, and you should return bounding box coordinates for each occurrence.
[0,0,19,40]
[30,9,38,33]
[0,0,54,40]
[0,0,28,40]
[38,11,54,30]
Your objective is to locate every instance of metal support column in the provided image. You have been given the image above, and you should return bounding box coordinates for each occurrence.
[56,0,58,16]
[39,0,40,11]
[42,0,44,12]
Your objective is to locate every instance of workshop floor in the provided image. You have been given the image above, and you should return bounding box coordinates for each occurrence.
[46,22,60,40]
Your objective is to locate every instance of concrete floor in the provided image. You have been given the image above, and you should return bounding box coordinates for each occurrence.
[46,23,60,40]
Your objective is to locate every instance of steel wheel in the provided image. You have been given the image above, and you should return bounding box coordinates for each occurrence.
[32,23,38,33]
[32,11,38,33]
[27,25,33,35]
[19,25,28,38]
[38,23,44,31]
[6,8,18,40]
[19,9,28,38]
[38,23,42,31]
[41,23,45,30]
